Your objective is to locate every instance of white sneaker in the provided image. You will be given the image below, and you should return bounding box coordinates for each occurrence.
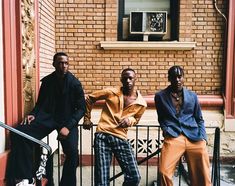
[16,178,35,186]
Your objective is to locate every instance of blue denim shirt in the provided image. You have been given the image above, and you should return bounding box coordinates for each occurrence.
[155,86,207,141]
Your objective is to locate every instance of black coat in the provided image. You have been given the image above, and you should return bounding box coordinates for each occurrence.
[30,71,86,131]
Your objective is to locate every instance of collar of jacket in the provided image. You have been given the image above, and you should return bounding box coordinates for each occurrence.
[109,87,147,107]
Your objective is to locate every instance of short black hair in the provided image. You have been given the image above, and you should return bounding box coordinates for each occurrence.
[121,68,136,76]
[168,66,184,81]
[53,52,68,66]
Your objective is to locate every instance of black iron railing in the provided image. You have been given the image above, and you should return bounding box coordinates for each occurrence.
[211,127,221,186]
[0,121,52,184]
[51,125,221,186]
[0,121,221,185]
[0,121,52,155]
[0,121,221,186]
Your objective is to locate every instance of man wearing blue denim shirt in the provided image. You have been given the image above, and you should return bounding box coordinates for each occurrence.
[155,66,211,186]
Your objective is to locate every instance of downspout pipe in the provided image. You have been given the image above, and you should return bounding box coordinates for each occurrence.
[213,0,228,94]
[214,0,228,22]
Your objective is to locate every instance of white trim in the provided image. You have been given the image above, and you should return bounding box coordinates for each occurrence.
[100,41,196,50]
[0,0,5,153]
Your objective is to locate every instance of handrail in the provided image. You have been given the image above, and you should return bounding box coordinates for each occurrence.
[0,121,52,155]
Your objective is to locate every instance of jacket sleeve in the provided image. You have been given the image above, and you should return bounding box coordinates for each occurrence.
[83,89,110,122]
[66,81,86,130]
[193,94,207,140]
[154,93,167,132]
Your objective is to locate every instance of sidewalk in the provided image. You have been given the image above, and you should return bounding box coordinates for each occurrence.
[52,163,235,185]
[220,164,235,186]
[168,163,235,186]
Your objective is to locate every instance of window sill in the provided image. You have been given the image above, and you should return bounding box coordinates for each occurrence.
[100,41,196,50]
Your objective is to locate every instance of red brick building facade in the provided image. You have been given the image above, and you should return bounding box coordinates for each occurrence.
[51,0,226,95]
[0,0,235,185]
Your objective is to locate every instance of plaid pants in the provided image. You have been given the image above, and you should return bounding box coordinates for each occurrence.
[94,132,141,186]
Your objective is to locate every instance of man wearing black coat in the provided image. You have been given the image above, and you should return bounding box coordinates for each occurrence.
[7,52,86,186]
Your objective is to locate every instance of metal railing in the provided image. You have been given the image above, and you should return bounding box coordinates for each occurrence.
[0,121,221,185]
[211,127,221,186]
[0,121,52,185]
[0,121,221,186]
[0,121,52,155]
[50,124,220,186]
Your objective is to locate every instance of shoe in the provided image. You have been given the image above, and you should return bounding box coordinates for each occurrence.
[16,178,35,186]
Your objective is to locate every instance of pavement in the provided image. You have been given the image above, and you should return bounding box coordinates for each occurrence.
[169,163,235,186]
[51,163,235,186]
[220,164,235,186]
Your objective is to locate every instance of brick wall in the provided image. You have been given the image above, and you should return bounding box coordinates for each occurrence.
[54,0,227,96]
[39,0,56,79]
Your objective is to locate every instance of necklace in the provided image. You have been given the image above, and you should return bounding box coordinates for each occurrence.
[171,92,182,101]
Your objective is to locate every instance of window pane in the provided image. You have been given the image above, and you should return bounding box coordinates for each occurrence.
[118,0,178,41]
[125,0,170,15]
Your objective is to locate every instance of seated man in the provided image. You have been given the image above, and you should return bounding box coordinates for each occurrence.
[7,52,86,186]
[154,65,211,186]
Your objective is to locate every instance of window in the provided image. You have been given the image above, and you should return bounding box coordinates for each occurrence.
[118,0,179,41]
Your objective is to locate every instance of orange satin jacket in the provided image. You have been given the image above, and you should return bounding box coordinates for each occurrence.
[84,87,147,139]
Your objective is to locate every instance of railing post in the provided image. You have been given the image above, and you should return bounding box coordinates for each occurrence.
[211,127,221,186]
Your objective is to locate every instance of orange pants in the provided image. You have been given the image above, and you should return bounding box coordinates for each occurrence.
[159,134,211,186]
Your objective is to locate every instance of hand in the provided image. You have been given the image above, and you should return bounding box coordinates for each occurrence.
[83,120,93,130]
[21,115,35,125]
[58,127,70,140]
[116,118,130,128]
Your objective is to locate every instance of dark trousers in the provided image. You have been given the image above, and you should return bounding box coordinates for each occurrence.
[7,120,78,186]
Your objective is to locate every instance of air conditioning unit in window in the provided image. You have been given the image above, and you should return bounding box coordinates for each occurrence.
[130,11,167,41]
